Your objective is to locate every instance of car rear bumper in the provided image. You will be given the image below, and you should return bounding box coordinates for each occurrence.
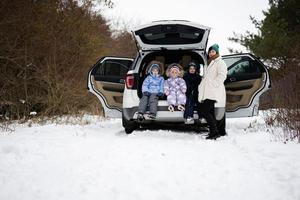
[123,105,226,123]
[123,106,203,122]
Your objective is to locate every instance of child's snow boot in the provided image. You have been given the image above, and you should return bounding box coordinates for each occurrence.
[185,117,194,124]
[168,105,175,112]
[148,113,156,120]
[178,104,185,111]
[137,112,144,121]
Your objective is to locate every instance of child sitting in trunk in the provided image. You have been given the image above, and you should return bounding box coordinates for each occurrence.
[137,62,164,120]
[183,62,202,124]
[164,63,187,112]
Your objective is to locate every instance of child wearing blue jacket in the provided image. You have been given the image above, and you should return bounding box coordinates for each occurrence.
[137,62,164,120]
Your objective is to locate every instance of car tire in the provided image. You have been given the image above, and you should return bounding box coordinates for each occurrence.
[122,113,138,134]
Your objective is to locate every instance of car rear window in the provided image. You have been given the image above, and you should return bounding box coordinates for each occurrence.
[135,25,205,45]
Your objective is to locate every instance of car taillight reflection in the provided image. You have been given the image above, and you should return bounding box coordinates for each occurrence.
[125,74,134,89]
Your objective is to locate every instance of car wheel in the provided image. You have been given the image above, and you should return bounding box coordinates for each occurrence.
[122,113,137,134]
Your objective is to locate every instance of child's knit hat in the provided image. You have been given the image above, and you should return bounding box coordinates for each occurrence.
[148,63,160,74]
[188,62,197,68]
[166,63,183,77]
[170,65,180,73]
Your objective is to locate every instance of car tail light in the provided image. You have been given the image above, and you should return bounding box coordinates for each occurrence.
[125,74,134,89]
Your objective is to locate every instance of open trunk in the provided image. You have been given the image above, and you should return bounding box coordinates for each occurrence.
[137,51,205,99]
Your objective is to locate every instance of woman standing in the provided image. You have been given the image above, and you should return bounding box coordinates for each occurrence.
[198,44,227,140]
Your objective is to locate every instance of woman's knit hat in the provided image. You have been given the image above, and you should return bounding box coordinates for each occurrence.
[208,43,220,54]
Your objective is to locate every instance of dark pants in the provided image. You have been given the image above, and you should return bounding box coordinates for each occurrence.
[217,113,226,136]
[138,93,158,115]
[184,96,197,119]
[197,99,218,134]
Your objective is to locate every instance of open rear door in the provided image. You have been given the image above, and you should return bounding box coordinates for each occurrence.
[87,57,134,118]
[133,20,210,51]
[222,54,270,117]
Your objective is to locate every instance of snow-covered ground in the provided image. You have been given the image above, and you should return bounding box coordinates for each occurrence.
[0,113,299,200]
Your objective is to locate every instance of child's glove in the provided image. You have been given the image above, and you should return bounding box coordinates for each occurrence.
[143,91,151,96]
[157,92,164,97]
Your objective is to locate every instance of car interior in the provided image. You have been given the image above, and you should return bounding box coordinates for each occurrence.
[90,53,267,114]
[91,59,133,109]
[137,51,205,99]
[137,53,267,113]
[223,56,267,112]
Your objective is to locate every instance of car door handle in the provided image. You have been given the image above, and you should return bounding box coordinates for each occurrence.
[119,79,125,84]
[229,77,236,82]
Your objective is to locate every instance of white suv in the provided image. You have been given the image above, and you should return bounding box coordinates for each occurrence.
[87,20,271,134]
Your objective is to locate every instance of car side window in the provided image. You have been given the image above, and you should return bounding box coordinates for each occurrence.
[94,62,105,75]
[228,60,251,76]
[224,56,261,78]
[94,59,132,78]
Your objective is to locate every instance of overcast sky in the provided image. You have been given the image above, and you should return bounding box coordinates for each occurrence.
[102,0,269,54]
